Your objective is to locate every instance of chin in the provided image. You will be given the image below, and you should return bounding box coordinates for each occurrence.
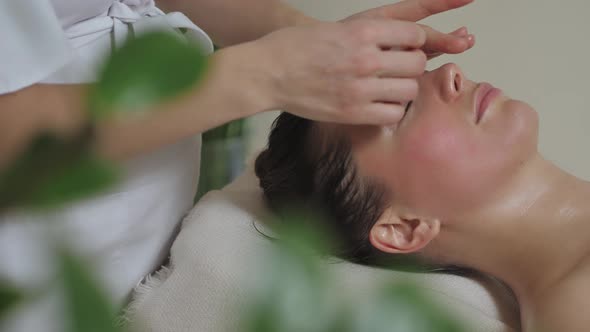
[503,99,540,161]
[504,97,538,136]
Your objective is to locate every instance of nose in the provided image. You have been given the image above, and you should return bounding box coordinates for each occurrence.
[437,63,464,102]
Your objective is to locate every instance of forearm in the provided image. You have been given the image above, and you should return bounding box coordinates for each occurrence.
[95,42,273,159]
[157,0,318,47]
[0,84,88,169]
[0,43,273,168]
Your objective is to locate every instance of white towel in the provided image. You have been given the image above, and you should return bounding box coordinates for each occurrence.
[123,167,521,332]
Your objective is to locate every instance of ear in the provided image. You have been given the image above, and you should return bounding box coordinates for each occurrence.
[369,208,440,254]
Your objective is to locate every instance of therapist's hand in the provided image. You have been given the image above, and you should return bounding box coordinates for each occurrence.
[254,19,427,125]
[248,0,476,125]
[344,0,476,59]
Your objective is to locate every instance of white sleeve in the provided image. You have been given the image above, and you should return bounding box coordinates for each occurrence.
[0,0,73,94]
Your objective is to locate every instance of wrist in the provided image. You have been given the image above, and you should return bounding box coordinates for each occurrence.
[207,42,279,118]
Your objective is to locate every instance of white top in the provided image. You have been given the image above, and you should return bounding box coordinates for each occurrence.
[0,1,213,332]
[0,0,213,92]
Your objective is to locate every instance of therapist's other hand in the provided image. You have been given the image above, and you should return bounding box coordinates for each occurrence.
[345,0,476,59]
[256,20,426,125]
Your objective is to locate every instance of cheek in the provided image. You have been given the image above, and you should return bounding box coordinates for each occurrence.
[396,121,483,213]
[391,107,535,217]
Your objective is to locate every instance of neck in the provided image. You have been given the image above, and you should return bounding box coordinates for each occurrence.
[435,155,590,309]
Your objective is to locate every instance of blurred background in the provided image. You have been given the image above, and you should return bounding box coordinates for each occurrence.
[4,2,588,331]
[246,0,590,180]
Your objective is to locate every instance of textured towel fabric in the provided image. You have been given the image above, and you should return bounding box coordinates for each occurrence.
[124,168,521,332]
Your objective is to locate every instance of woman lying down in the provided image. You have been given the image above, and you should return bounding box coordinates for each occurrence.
[255,63,590,332]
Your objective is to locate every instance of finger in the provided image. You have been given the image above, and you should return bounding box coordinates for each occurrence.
[364,78,419,103]
[355,103,406,125]
[376,0,474,22]
[450,26,468,37]
[425,27,467,59]
[426,35,474,59]
[421,25,473,55]
[356,20,426,49]
[450,27,476,48]
[376,49,427,77]
[426,33,474,59]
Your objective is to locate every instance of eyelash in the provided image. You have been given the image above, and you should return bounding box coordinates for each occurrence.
[403,101,413,119]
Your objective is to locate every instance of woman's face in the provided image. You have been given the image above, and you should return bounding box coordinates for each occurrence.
[343,63,539,219]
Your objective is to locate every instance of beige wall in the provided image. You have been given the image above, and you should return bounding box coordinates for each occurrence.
[247,0,590,179]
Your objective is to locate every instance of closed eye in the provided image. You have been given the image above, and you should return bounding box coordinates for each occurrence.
[402,101,413,119]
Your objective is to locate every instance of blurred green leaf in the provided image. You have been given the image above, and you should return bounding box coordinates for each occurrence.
[89,30,209,119]
[243,244,339,332]
[0,283,23,319]
[242,218,466,332]
[243,219,343,332]
[59,250,122,332]
[350,282,466,332]
[272,211,335,258]
[0,133,119,212]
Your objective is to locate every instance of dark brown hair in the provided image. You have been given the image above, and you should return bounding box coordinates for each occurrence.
[255,112,392,265]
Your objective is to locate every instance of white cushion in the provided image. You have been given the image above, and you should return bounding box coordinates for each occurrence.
[124,167,521,332]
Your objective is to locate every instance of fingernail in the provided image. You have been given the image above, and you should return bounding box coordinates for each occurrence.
[453,27,468,36]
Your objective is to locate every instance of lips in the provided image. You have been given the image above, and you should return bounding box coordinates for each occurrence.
[475,83,502,124]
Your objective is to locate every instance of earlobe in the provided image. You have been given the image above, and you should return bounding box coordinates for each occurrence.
[369,210,440,255]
